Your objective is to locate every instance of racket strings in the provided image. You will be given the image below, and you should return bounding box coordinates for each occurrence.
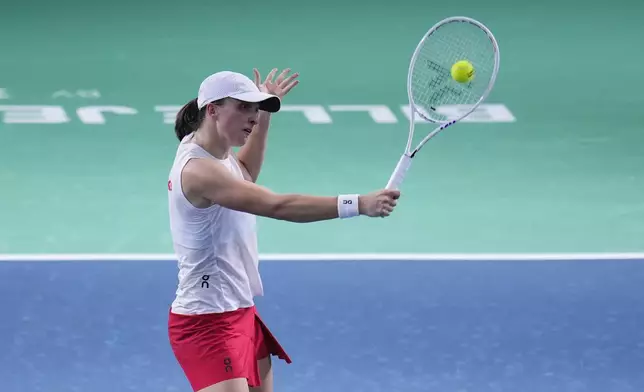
[416,34,491,107]
[410,21,497,122]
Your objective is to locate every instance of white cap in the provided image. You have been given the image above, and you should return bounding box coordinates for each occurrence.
[197,71,281,113]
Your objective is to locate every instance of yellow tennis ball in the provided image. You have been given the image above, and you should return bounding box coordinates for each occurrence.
[451,60,475,83]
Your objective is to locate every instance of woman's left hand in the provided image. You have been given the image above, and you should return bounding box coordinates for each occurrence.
[254,68,300,99]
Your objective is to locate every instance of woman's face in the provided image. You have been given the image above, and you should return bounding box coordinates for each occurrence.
[211,98,260,146]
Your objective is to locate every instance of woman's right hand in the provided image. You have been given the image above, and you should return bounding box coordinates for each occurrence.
[359,190,401,218]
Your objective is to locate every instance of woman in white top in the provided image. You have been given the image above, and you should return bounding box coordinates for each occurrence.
[167,68,400,392]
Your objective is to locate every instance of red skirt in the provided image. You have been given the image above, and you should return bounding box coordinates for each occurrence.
[168,305,292,391]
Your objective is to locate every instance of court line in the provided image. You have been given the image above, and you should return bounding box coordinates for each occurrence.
[0,253,643,262]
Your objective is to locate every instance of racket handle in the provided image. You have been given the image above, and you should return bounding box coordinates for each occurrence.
[386,154,413,190]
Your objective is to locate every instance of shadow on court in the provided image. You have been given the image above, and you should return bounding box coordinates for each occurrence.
[2,258,644,392]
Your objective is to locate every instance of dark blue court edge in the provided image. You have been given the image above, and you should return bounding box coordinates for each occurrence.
[1,259,643,392]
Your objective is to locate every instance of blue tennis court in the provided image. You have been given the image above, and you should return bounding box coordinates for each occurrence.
[3,256,644,392]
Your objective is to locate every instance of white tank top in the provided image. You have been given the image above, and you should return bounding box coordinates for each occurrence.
[167,133,263,315]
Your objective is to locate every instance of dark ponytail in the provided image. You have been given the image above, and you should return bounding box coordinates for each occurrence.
[174,98,205,141]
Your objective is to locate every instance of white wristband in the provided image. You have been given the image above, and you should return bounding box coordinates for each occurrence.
[338,194,360,219]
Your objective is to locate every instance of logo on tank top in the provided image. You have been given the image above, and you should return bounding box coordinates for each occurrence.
[167,180,172,191]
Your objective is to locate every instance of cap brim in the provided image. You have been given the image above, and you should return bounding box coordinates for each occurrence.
[230,91,281,113]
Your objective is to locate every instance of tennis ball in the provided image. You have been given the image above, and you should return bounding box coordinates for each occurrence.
[451,60,475,83]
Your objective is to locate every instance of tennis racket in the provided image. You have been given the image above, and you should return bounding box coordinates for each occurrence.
[385,16,500,190]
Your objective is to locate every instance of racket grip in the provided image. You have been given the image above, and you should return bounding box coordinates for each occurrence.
[385,154,413,190]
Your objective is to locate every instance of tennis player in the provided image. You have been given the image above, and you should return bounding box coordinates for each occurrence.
[167,68,400,392]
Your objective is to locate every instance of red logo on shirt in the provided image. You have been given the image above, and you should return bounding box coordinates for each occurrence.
[168,180,172,191]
